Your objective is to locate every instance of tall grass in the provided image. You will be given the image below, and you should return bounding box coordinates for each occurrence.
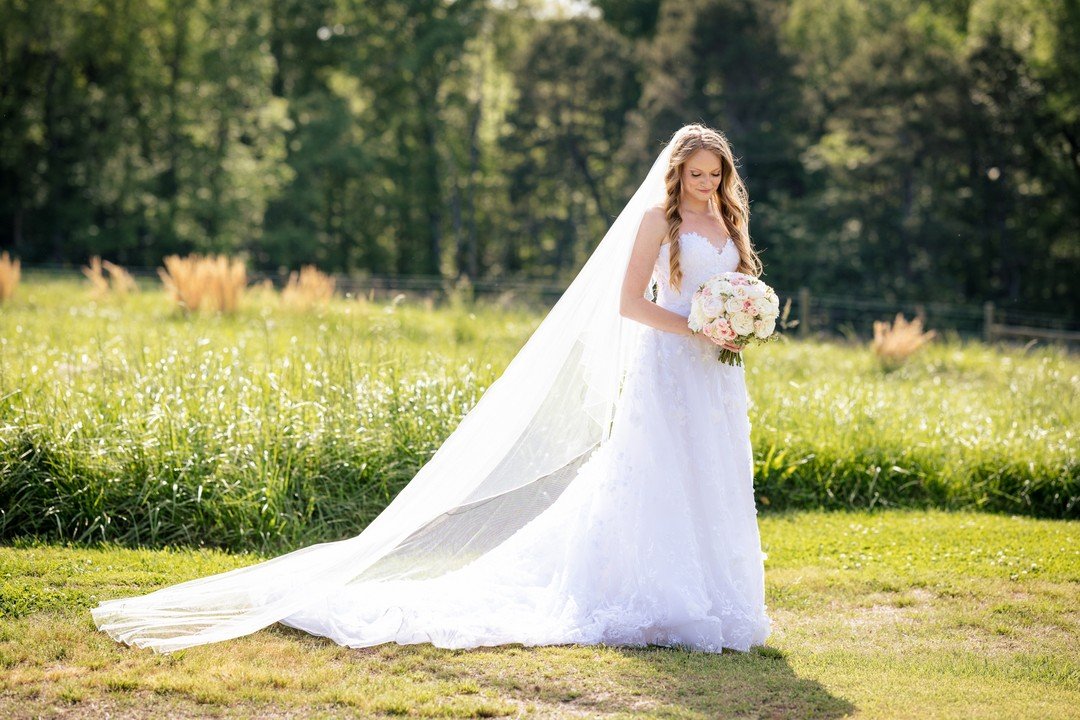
[0,277,1075,553]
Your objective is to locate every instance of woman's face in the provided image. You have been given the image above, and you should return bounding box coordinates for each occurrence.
[681,149,723,201]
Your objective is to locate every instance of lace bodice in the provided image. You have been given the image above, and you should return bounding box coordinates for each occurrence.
[653,231,741,315]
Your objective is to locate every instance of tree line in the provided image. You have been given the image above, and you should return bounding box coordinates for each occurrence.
[1,0,1076,316]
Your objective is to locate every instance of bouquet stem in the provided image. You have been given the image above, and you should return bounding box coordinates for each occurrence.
[718,348,744,366]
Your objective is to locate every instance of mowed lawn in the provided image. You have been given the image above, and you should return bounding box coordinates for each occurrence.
[1,508,1077,719]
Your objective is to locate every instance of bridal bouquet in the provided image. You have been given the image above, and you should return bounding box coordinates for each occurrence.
[688,272,780,366]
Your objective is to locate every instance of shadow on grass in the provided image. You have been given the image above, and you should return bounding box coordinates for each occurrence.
[270,623,855,718]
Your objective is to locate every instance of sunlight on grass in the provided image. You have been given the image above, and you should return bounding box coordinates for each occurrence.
[1,277,1075,557]
[0,277,1076,717]
[0,509,1076,718]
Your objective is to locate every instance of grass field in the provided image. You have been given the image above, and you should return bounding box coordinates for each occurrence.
[1,508,1077,718]
[0,277,1075,555]
[0,277,1077,717]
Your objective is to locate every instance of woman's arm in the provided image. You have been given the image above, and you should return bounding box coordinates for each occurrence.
[618,207,695,336]
[618,208,741,352]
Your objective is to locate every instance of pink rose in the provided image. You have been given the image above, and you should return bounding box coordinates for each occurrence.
[703,318,721,341]
[714,317,736,342]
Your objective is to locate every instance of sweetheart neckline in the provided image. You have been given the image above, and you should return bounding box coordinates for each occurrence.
[660,230,734,258]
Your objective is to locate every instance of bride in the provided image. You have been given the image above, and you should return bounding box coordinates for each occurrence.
[92,123,773,654]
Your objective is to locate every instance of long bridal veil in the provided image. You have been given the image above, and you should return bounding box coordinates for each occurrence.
[92,132,681,653]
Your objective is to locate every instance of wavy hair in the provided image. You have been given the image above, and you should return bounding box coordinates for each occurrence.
[663,123,763,293]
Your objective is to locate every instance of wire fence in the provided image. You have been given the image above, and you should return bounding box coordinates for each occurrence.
[783,287,1079,344]
[18,263,1080,347]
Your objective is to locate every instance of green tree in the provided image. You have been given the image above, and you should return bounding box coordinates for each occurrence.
[621,0,808,290]
[499,16,641,279]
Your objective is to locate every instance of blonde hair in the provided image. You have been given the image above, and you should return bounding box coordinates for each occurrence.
[663,123,763,293]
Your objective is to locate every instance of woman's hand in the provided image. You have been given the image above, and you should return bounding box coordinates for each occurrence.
[689,329,742,353]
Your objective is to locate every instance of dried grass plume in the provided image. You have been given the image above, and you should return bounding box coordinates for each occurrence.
[0,251,20,302]
[158,254,246,313]
[281,265,335,308]
[83,256,139,298]
[872,312,937,370]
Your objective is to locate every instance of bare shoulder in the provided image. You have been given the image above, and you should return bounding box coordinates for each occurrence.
[643,204,666,223]
[638,205,669,243]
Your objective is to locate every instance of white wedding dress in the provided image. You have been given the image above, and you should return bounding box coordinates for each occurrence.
[276,230,772,653]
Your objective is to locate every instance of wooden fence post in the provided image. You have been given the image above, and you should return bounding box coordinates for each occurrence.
[799,287,810,337]
[983,301,994,343]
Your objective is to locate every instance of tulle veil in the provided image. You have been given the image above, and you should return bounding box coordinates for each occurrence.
[91,131,681,653]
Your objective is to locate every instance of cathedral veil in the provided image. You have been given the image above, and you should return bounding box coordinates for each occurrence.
[91,134,680,653]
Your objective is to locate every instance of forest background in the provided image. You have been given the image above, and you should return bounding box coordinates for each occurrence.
[1,0,1077,317]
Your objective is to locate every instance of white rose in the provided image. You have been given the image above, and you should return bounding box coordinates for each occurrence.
[755,317,776,338]
[688,302,707,331]
[733,286,749,299]
[724,297,744,315]
[752,297,772,315]
[715,279,734,294]
[745,282,766,299]
[702,295,726,317]
[730,311,755,335]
